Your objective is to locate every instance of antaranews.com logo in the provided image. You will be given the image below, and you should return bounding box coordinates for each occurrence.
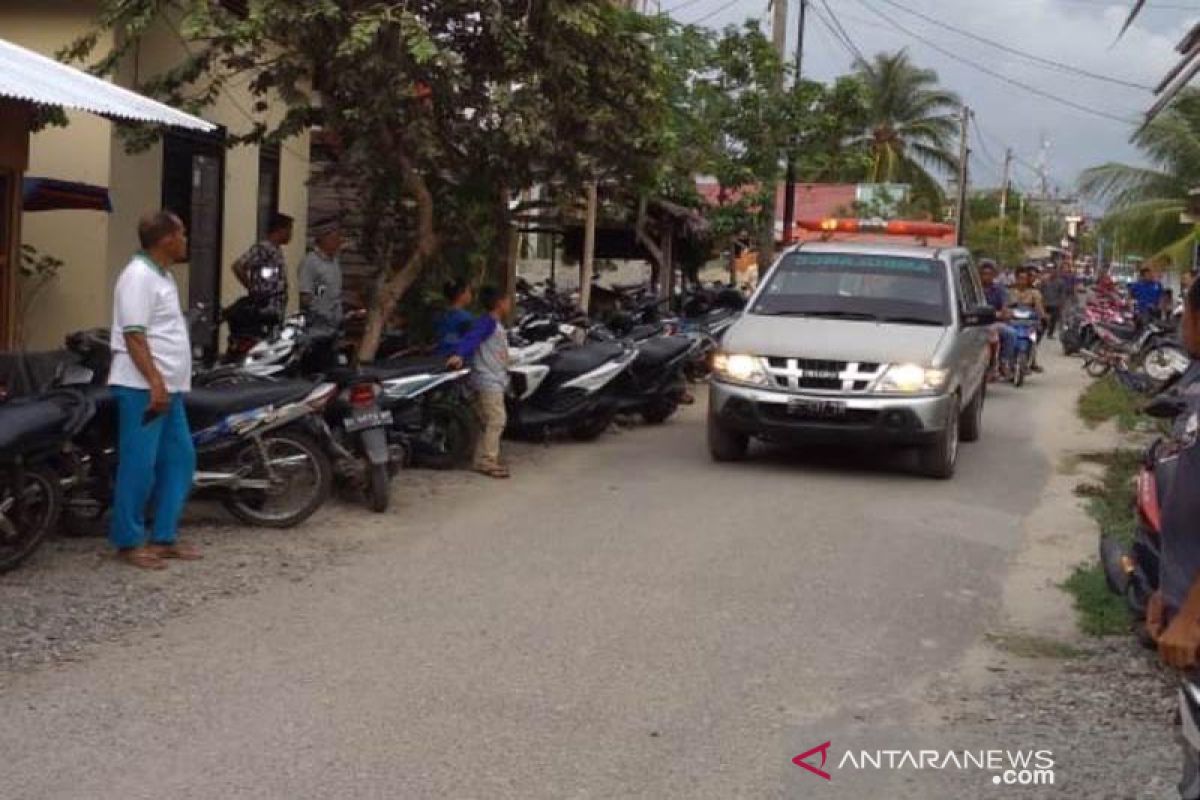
[794,741,1056,788]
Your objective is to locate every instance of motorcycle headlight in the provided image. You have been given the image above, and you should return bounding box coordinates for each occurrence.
[712,352,768,386]
[875,364,948,394]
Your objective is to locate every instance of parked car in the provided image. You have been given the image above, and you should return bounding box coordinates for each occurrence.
[707,241,995,478]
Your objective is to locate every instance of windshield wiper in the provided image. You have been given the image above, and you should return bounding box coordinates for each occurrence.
[800,310,881,321]
[880,315,945,326]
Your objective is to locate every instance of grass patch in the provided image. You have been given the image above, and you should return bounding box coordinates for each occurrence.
[985,631,1082,659]
[1062,563,1131,637]
[1077,375,1144,431]
[1062,448,1143,636]
[1073,449,1141,544]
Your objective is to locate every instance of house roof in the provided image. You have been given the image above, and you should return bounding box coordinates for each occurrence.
[0,37,215,132]
[696,180,953,246]
[695,181,859,223]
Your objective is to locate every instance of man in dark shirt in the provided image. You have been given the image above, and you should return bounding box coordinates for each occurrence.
[232,213,293,319]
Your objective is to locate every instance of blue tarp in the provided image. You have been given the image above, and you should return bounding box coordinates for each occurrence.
[21,177,112,213]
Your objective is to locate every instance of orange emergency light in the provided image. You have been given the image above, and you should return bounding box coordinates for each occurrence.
[794,218,956,238]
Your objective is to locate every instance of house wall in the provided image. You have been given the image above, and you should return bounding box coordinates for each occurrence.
[2,1,310,351]
[3,2,117,350]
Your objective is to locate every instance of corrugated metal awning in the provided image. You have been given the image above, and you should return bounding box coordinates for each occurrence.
[0,36,215,132]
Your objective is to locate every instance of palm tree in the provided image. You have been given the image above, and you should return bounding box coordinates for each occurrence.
[1079,88,1200,263]
[851,50,962,209]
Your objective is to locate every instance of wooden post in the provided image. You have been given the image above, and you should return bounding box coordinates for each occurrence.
[580,180,598,314]
[0,100,32,349]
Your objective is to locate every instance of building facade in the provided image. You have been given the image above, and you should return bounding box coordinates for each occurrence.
[2,1,310,350]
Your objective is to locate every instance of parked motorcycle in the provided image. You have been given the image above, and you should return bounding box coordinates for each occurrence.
[1100,365,1199,644]
[506,337,638,440]
[365,356,477,470]
[0,390,94,573]
[57,380,338,532]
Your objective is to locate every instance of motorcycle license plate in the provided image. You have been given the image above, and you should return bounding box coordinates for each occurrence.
[786,398,846,419]
[345,409,393,433]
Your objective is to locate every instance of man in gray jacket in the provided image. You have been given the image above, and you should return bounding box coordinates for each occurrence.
[448,286,512,478]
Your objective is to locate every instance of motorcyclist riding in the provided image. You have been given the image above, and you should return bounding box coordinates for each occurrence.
[1002,266,1047,374]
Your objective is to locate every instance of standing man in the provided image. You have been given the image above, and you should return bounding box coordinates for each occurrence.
[232,212,294,320]
[298,218,344,331]
[1131,266,1166,321]
[448,287,512,479]
[108,211,201,570]
[1040,265,1069,339]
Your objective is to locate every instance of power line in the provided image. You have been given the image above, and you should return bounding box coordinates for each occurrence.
[872,0,1153,91]
[853,0,1141,126]
[665,0,709,13]
[809,4,864,63]
[816,0,868,64]
[687,0,746,26]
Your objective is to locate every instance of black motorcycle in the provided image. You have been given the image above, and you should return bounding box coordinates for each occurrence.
[506,337,638,440]
[363,356,478,471]
[0,390,94,573]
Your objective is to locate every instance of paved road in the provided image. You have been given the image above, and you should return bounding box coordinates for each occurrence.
[2,364,1060,799]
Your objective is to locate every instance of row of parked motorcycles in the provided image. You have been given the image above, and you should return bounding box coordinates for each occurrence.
[0,279,743,575]
[1060,291,1191,392]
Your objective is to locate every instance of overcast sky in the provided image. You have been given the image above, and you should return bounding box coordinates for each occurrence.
[666,0,1198,197]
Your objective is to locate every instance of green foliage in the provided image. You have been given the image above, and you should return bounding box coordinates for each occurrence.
[966,217,1029,269]
[1062,563,1132,637]
[1062,448,1142,637]
[1080,88,1200,263]
[678,20,867,248]
[848,50,962,210]
[1077,376,1144,431]
[17,244,65,345]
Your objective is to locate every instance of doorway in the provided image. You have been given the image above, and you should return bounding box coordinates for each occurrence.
[162,128,225,358]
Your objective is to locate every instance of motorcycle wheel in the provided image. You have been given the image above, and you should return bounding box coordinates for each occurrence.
[1142,344,1189,384]
[1013,352,1029,387]
[1084,358,1110,379]
[0,467,62,574]
[365,462,390,514]
[570,409,616,442]
[642,396,680,425]
[412,401,478,471]
[221,430,332,529]
[1099,534,1130,596]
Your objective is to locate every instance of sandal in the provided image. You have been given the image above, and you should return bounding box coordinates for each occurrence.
[117,548,168,571]
[474,465,511,479]
[148,543,203,561]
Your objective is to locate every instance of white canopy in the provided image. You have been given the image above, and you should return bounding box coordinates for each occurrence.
[0,36,215,132]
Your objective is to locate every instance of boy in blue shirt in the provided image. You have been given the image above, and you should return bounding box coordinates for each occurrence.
[435,279,475,356]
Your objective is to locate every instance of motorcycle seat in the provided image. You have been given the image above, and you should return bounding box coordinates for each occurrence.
[0,398,74,455]
[185,381,315,430]
[635,336,694,367]
[547,342,627,380]
[1101,323,1139,340]
[364,356,452,381]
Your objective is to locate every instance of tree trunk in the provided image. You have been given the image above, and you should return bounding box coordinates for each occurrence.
[358,151,438,362]
[757,189,776,274]
[579,180,598,314]
[634,196,665,297]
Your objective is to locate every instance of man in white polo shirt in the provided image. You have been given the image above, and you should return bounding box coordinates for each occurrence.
[108,210,201,569]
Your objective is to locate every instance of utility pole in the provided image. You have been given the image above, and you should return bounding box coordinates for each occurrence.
[998,147,1012,262]
[580,180,598,314]
[954,106,971,247]
[756,0,790,274]
[782,0,808,245]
